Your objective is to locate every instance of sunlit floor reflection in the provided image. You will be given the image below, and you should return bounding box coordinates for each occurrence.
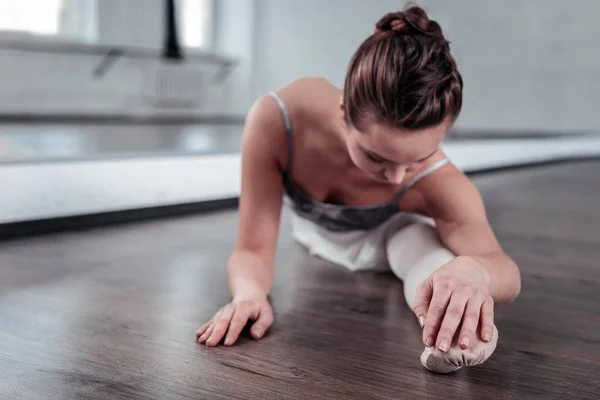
[0,123,243,163]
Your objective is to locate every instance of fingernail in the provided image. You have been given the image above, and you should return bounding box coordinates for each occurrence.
[224,337,231,346]
[253,329,262,338]
[484,331,492,342]
[418,316,425,327]
[425,336,434,347]
[460,336,470,348]
[439,339,449,352]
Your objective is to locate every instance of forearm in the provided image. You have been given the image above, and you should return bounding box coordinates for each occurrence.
[227,249,274,298]
[471,251,521,304]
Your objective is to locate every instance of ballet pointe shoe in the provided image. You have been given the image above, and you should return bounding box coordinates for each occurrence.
[420,325,499,374]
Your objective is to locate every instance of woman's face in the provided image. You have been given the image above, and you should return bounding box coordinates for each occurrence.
[344,121,448,185]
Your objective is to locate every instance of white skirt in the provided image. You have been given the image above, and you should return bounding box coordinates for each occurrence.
[290,210,440,272]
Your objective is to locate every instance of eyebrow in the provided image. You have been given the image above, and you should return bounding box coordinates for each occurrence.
[362,147,438,163]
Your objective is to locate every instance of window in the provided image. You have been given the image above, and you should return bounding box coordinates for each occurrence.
[0,0,63,35]
[178,0,213,49]
[0,0,213,49]
[0,0,96,42]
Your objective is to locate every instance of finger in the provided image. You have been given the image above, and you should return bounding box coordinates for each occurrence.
[224,306,252,346]
[412,279,433,328]
[250,305,274,339]
[458,295,484,349]
[206,305,236,347]
[196,321,211,337]
[198,321,214,344]
[198,309,222,343]
[435,289,470,352]
[422,280,453,348]
[480,299,495,343]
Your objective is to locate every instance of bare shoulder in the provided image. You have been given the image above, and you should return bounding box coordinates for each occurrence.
[275,77,340,115]
[245,77,339,166]
[413,156,488,224]
[278,76,335,97]
[242,93,291,171]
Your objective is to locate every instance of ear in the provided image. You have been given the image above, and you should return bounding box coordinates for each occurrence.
[338,94,346,122]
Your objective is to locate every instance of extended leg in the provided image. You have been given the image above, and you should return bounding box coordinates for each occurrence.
[385,219,498,374]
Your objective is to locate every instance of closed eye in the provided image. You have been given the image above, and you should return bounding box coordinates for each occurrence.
[363,149,387,164]
[362,147,438,165]
[416,149,439,163]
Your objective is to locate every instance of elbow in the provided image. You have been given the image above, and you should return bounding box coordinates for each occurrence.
[492,255,521,304]
[509,276,522,303]
[505,261,522,303]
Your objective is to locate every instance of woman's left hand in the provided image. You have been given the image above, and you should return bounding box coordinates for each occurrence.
[412,255,495,352]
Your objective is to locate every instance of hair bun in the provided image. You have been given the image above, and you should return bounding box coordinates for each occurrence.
[374,4,446,42]
[374,12,409,34]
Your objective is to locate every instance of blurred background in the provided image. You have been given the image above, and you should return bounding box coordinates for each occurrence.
[1,0,600,232]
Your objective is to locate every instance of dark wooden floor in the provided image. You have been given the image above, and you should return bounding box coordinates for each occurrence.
[2,161,600,400]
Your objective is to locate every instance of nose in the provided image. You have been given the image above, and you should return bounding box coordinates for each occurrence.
[384,166,407,184]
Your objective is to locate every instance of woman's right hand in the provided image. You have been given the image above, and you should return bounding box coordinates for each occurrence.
[196,293,274,347]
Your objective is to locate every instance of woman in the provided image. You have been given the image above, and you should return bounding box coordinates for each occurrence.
[196,4,521,374]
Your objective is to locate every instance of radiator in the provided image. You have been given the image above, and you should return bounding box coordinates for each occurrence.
[141,64,205,109]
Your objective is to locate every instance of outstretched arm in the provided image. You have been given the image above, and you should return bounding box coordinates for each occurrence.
[411,162,521,352]
[228,96,288,299]
[426,166,521,303]
[197,95,289,347]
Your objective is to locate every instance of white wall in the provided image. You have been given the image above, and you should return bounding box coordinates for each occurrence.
[421,0,600,133]
[0,48,230,116]
[212,0,259,115]
[253,0,392,98]
[250,0,600,134]
[96,0,163,49]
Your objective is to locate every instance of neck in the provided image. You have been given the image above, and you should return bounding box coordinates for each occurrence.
[326,96,349,144]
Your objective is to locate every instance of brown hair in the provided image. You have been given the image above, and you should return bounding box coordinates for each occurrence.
[343,3,463,132]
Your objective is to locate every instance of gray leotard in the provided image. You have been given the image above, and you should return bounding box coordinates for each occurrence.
[268,91,449,233]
